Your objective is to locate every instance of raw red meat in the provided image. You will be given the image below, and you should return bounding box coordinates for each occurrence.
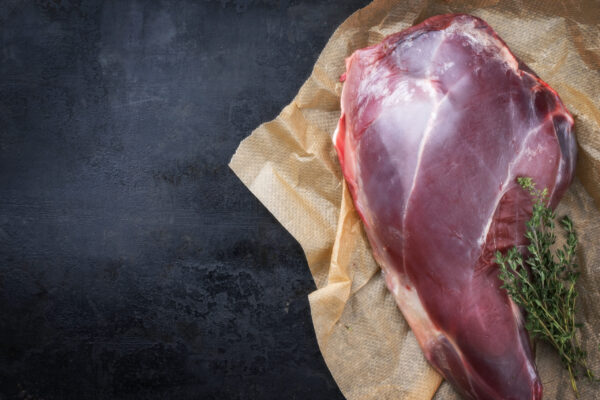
[334,14,576,400]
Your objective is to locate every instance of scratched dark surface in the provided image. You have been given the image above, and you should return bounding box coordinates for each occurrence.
[0,0,371,398]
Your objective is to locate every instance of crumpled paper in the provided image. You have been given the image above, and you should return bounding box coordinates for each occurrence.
[229,0,600,398]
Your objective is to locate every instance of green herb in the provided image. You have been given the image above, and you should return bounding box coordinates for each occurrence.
[495,177,595,398]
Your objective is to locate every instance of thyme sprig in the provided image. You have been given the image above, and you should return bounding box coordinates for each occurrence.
[495,177,595,398]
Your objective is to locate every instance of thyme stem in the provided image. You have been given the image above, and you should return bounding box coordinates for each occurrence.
[495,177,597,398]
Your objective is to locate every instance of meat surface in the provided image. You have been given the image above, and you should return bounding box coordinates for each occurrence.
[334,14,577,400]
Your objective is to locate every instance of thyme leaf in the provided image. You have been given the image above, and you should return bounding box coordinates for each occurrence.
[495,177,596,398]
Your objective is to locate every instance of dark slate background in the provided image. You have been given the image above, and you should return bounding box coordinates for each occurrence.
[0,0,371,398]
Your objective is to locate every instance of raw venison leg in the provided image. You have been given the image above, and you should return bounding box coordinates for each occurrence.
[334,14,576,400]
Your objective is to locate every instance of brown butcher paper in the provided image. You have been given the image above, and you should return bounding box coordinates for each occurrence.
[229,0,600,398]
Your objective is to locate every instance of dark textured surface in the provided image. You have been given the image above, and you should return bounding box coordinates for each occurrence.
[0,1,371,398]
